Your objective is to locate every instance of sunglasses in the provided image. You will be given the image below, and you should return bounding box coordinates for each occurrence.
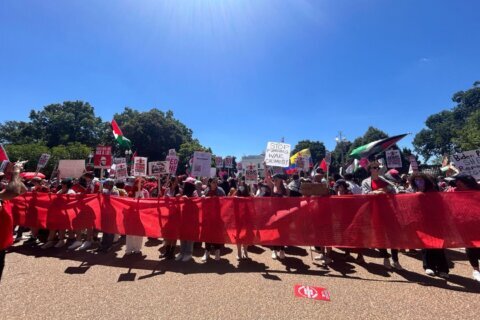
[371,166,380,170]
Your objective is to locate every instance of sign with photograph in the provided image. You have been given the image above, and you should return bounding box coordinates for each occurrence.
[94,146,112,169]
[191,151,212,177]
[132,157,148,177]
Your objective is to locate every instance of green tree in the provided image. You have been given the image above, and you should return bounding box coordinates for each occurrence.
[5,143,50,172]
[413,82,480,161]
[454,109,480,151]
[291,140,326,164]
[112,108,194,161]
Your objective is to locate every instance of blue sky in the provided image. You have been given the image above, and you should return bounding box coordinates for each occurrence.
[1,0,479,159]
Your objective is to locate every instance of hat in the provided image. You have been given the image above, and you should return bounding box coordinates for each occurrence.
[184,177,196,184]
[333,179,349,190]
[272,173,287,180]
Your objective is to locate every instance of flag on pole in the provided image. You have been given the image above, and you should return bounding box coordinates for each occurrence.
[0,144,9,161]
[111,119,132,149]
[320,159,328,172]
[349,134,408,160]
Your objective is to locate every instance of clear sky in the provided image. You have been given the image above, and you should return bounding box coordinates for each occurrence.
[1,0,479,159]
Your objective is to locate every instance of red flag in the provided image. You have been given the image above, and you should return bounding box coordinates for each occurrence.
[0,144,9,161]
[320,159,328,172]
[294,285,331,302]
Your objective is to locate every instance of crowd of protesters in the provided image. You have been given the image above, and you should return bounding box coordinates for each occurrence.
[1,160,479,284]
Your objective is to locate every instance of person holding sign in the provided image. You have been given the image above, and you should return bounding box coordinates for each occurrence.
[125,177,149,256]
[160,176,181,260]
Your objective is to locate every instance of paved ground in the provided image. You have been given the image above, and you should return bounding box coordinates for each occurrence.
[1,238,479,320]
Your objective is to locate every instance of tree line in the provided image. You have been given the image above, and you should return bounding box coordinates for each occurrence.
[1,82,479,176]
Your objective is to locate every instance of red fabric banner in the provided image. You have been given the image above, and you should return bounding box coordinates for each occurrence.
[4,192,480,249]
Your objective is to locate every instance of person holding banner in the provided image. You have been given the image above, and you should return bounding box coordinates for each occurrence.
[175,177,198,262]
[453,174,480,282]
[160,176,181,260]
[201,177,226,262]
[361,161,402,270]
[0,162,27,282]
[233,178,253,260]
[23,177,49,245]
[264,172,288,260]
[125,177,149,256]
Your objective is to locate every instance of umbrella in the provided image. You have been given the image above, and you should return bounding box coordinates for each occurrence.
[349,134,408,160]
[20,172,46,180]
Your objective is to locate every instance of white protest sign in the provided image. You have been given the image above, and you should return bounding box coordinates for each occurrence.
[450,149,480,179]
[409,155,419,172]
[385,150,402,168]
[224,156,233,169]
[149,161,169,176]
[265,142,291,167]
[37,153,51,169]
[191,151,212,177]
[115,163,128,181]
[210,167,217,178]
[245,168,258,184]
[215,156,223,168]
[166,155,179,175]
[133,157,148,177]
[58,160,85,179]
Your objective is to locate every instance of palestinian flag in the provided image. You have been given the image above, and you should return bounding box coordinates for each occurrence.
[111,119,132,149]
[349,134,408,160]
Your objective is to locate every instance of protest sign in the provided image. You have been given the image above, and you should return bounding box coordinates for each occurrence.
[294,285,330,302]
[37,153,51,169]
[210,167,217,178]
[295,156,309,172]
[409,155,419,173]
[114,157,126,164]
[265,142,291,167]
[450,149,480,179]
[149,161,169,176]
[94,146,112,169]
[191,151,212,177]
[385,150,402,168]
[215,156,223,168]
[133,157,147,177]
[58,160,85,178]
[115,163,128,181]
[224,156,233,169]
[166,155,179,175]
[245,168,258,184]
[237,162,243,170]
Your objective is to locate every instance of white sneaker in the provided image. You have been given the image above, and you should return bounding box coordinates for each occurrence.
[392,261,403,270]
[214,249,221,261]
[54,239,66,248]
[314,253,325,261]
[175,254,184,261]
[271,250,278,260]
[201,251,210,262]
[182,254,192,262]
[242,248,249,260]
[472,270,480,282]
[41,241,55,249]
[278,250,285,260]
[425,269,435,276]
[78,241,92,251]
[68,240,83,250]
[383,258,392,269]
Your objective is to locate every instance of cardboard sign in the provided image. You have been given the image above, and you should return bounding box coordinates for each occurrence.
[149,161,169,176]
[132,157,148,177]
[58,160,85,179]
[115,163,128,181]
[451,149,480,179]
[224,156,233,169]
[245,168,258,184]
[265,142,291,168]
[37,153,51,169]
[300,183,329,196]
[215,156,223,168]
[385,150,402,168]
[191,151,212,177]
[294,285,330,302]
[94,146,112,169]
[166,155,179,175]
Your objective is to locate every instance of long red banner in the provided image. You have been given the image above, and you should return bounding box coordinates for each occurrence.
[4,192,480,249]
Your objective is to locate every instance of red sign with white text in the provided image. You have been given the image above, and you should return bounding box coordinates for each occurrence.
[94,146,112,168]
[294,285,330,302]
